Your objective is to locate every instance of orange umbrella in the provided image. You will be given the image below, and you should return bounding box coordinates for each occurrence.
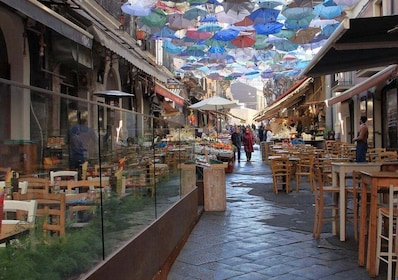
[230,32,256,48]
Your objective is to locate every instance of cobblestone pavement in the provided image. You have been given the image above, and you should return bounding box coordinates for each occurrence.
[168,145,387,280]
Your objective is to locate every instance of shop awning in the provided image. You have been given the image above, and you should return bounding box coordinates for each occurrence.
[162,101,180,117]
[325,64,398,106]
[155,82,186,106]
[88,26,169,83]
[254,77,313,122]
[2,0,93,49]
[301,15,398,77]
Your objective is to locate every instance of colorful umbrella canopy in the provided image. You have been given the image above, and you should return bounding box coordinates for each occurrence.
[124,0,363,80]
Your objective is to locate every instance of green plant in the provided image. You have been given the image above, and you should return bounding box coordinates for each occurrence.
[0,194,148,280]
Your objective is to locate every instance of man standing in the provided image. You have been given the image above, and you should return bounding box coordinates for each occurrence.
[353,116,369,162]
[231,126,242,162]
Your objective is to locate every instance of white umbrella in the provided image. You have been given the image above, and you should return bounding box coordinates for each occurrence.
[188,96,239,110]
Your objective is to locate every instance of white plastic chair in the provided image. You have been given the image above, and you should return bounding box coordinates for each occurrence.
[3,199,37,224]
[50,170,78,186]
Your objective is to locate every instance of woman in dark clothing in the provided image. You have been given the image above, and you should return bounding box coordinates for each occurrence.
[242,126,255,162]
[353,116,369,162]
[231,126,242,162]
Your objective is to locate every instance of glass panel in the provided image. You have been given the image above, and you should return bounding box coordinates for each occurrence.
[0,80,195,278]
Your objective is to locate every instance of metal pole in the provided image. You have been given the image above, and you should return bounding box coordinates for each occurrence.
[98,104,105,260]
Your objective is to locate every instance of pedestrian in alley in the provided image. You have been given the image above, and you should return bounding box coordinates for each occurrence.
[242,125,255,162]
[353,116,369,162]
[231,126,242,162]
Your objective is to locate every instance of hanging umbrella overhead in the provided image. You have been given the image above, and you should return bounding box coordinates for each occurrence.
[140,9,168,28]
[188,96,239,110]
[230,32,256,48]
[223,0,256,21]
[121,2,152,16]
[183,6,208,20]
[167,13,196,31]
[289,27,321,44]
[248,7,280,24]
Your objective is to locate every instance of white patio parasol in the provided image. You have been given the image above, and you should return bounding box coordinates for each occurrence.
[188,96,239,111]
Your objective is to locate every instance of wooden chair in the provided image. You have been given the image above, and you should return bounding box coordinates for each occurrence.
[312,167,340,239]
[50,170,78,192]
[324,140,336,154]
[13,192,66,237]
[19,177,50,193]
[270,157,292,194]
[376,151,398,162]
[81,161,88,180]
[375,185,398,279]
[67,177,104,227]
[3,199,37,225]
[368,148,386,162]
[295,153,314,192]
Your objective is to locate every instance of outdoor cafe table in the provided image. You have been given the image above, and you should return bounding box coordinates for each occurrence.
[0,223,30,245]
[358,171,398,277]
[331,162,382,241]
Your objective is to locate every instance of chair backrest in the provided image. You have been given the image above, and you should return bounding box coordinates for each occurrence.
[18,181,28,194]
[66,179,106,194]
[50,170,78,185]
[377,151,398,162]
[13,192,66,236]
[3,199,37,224]
[81,161,88,180]
[19,177,50,193]
[270,157,292,175]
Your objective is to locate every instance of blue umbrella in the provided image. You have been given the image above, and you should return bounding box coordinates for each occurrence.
[254,22,284,35]
[213,28,240,41]
[273,29,296,39]
[200,15,218,22]
[183,6,208,20]
[208,46,227,54]
[261,69,275,78]
[249,8,280,24]
[281,7,313,20]
[285,14,315,29]
[256,0,285,9]
[320,23,340,37]
[314,4,343,19]
[253,35,272,50]
[151,27,179,40]
[163,41,183,55]
[269,38,299,52]
[197,23,223,33]
[121,2,151,16]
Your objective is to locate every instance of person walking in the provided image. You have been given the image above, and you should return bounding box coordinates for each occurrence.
[353,116,369,162]
[231,126,242,162]
[242,126,255,162]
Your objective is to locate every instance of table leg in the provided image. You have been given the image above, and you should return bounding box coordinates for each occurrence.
[366,179,378,277]
[339,170,346,241]
[358,179,367,266]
